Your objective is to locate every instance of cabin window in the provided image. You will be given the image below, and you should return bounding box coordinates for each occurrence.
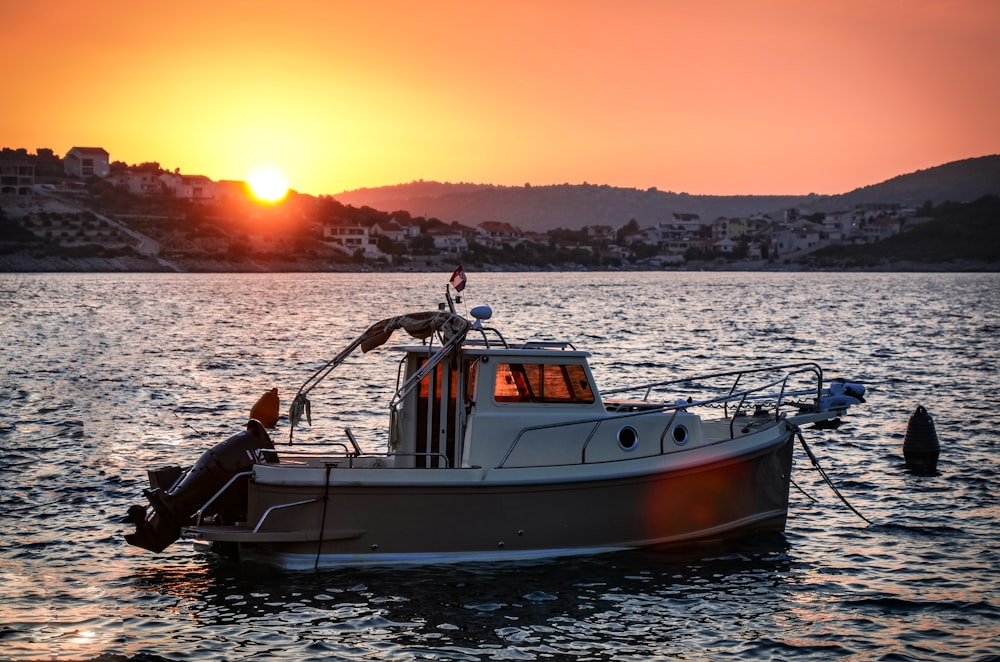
[493,362,595,404]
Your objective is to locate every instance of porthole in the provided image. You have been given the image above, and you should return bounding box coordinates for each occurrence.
[672,425,689,446]
[617,425,639,451]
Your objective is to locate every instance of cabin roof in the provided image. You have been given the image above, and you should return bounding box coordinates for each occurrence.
[395,343,591,359]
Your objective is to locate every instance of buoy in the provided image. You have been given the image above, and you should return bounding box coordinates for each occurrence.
[903,405,939,475]
[249,388,280,428]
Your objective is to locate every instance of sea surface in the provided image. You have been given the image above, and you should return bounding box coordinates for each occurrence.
[1,271,998,661]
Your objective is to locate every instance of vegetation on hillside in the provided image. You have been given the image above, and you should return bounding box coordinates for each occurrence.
[810,196,999,267]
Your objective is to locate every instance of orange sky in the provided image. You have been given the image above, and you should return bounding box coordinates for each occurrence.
[3,0,998,196]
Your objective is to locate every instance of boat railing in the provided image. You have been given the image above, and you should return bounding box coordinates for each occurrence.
[192,470,253,527]
[602,361,824,413]
[466,325,509,349]
[252,498,322,533]
[497,362,825,468]
[521,340,578,350]
[258,446,452,469]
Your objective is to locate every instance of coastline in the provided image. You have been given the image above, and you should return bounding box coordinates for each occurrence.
[0,251,995,274]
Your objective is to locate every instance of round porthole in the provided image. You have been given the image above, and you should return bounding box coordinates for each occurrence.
[617,425,639,451]
[672,425,689,446]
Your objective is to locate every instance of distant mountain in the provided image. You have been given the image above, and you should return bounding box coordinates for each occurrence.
[333,155,1000,231]
[813,155,1000,211]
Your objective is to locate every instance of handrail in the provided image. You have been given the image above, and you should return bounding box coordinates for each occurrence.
[602,361,824,401]
[252,498,322,533]
[522,340,577,350]
[499,363,825,468]
[264,448,452,468]
[388,328,468,410]
[193,470,253,526]
[657,409,681,453]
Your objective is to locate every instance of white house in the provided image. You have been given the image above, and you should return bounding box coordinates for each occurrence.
[430,230,468,255]
[371,220,409,244]
[324,223,382,258]
[476,221,523,249]
[774,221,822,254]
[64,147,110,178]
[109,167,163,196]
[159,172,216,200]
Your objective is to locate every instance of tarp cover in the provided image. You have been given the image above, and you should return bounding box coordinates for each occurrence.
[359,311,470,353]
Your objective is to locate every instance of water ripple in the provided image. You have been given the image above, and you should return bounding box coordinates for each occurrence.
[1,272,998,661]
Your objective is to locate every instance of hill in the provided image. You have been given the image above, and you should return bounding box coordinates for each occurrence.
[333,155,1000,231]
[813,155,1000,211]
[810,194,1000,268]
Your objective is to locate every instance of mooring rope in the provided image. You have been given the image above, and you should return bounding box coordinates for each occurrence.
[315,464,332,572]
[790,476,818,503]
[794,426,872,525]
[171,410,205,436]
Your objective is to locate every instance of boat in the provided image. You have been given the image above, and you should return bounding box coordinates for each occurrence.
[125,271,866,570]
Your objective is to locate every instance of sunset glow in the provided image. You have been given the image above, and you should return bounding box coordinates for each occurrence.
[2,1,998,197]
[247,167,289,203]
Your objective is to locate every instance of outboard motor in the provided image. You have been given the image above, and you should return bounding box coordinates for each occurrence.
[125,419,274,553]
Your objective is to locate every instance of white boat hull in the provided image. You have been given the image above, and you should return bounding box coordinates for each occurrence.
[186,423,795,570]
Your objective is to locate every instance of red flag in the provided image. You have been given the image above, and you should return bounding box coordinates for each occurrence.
[449,264,467,292]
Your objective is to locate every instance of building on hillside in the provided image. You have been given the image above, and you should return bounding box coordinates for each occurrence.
[774,221,822,254]
[370,219,409,244]
[672,212,701,223]
[820,210,857,242]
[863,217,903,243]
[628,225,659,245]
[521,231,549,246]
[476,221,523,249]
[109,166,164,196]
[64,147,110,178]
[746,241,766,261]
[671,212,706,233]
[585,225,616,243]
[711,238,739,255]
[323,222,382,258]
[429,229,468,255]
[159,172,216,200]
[0,155,34,195]
[854,202,902,222]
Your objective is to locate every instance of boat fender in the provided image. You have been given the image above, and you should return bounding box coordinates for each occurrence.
[903,405,939,476]
[249,388,280,428]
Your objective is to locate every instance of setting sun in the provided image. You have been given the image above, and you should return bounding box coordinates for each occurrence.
[247,167,289,202]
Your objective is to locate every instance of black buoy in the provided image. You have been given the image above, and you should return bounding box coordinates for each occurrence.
[903,405,940,475]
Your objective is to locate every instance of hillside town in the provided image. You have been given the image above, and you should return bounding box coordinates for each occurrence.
[0,146,961,271]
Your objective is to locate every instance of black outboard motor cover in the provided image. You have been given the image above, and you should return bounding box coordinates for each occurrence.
[125,419,274,553]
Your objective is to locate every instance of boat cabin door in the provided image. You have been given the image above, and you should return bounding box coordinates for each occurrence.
[397,352,468,468]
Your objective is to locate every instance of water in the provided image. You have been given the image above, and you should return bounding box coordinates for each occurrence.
[1,271,998,661]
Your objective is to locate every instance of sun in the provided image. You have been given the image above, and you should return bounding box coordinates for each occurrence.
[247,167,289,202]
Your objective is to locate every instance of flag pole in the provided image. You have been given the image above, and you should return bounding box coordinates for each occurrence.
[447,264,467,314]
[445,285,456,313]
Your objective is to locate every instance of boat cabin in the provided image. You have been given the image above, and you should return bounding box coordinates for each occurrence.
[391,343,605,469]
[283,307,721,473]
